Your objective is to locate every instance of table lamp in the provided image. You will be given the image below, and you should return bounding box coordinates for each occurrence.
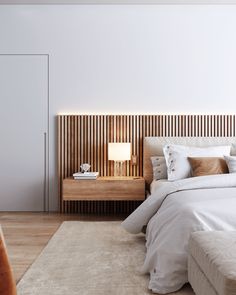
[108,142,131,176]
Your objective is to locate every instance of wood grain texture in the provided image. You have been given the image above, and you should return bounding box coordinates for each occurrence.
[58,115,236,213]
[0,212,124,283]
[63,176,145,201]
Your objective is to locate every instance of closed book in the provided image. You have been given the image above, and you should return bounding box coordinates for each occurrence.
[74,176,97,180]
[73,172,99,177]
[74,177,97,180]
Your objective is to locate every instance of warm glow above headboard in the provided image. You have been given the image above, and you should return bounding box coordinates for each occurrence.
[58,114,236,213]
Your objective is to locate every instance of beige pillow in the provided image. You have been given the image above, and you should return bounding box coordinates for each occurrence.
[188,157,229,177]
[150,156,167,180]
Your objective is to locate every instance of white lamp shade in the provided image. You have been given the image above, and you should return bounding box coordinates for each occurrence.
[108,143,131,161]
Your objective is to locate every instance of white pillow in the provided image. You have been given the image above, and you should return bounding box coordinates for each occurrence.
[163,144,231,181]
[224,155,236,173]
[150,156,167,180]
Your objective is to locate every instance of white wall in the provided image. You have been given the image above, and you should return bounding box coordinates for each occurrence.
[0,5,236,210]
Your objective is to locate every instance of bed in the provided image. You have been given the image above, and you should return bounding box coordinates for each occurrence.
[122,137,236,294]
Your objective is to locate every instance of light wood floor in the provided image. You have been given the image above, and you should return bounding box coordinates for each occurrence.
[0,212,125,283]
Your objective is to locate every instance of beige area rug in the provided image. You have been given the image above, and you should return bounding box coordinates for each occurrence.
[17,221,194,295]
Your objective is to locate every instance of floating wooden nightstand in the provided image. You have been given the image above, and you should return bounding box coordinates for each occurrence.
[63,176,145,202]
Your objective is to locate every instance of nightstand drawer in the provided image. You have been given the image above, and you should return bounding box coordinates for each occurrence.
[63,176,145,201]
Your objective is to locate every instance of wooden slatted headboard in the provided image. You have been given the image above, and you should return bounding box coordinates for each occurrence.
[58,115,236,213]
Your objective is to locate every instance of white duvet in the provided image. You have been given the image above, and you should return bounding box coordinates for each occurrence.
[121,174,236,294]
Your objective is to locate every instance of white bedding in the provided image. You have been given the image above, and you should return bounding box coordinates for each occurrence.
[121,174,236,294]
[150,179,168,194]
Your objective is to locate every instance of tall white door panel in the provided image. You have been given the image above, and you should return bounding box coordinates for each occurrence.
[0,55,48,211]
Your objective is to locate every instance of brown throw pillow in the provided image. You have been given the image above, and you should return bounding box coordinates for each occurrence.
[188,157,229,177]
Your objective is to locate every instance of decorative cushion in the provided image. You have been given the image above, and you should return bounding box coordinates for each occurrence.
[224,155,236,173]
[144,137,236,186]
[150,156,167,180]
[163,144,231,181]
[188,157,228,177]
[189,231,236,295]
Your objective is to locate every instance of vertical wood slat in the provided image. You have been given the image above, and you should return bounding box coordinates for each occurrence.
[58,115,236,214]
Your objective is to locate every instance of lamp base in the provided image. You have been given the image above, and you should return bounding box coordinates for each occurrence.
[114,161,126,177]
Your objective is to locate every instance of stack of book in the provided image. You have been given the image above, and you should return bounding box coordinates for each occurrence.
[73,172,99,180]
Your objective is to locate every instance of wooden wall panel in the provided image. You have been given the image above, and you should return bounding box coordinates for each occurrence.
[58,115,236,214]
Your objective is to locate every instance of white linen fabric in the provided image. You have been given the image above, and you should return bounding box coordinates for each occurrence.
[150,156,167,180]
[150,179,168,195]
[224,155,236,173]
[121,174,236,294]
[163,144,231,181]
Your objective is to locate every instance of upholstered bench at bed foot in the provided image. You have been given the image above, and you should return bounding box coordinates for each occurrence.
[188,231,236,295]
